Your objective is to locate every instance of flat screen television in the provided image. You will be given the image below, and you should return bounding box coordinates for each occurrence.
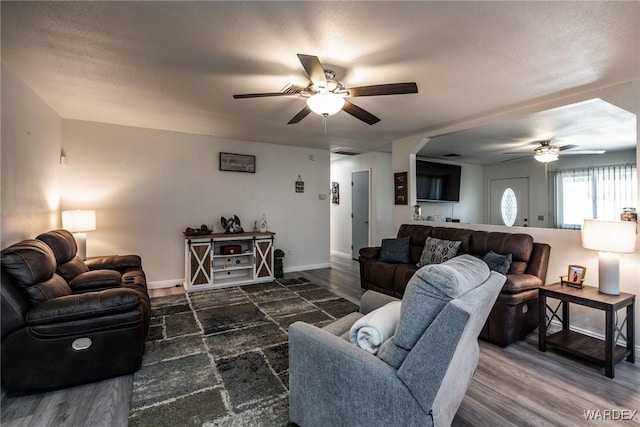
[416,159,461,202]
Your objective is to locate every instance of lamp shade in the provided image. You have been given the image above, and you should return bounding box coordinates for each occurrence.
[306,92,345,116]
[581,219,636,253]
[62,210,96,232]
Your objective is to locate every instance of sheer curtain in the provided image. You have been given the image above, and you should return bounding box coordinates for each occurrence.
[554,164,637,229]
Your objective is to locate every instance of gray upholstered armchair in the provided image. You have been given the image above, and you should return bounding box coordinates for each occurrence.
[289,255,504,427]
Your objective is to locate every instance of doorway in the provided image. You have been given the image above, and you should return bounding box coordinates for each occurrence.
[351,170,370,259]
[489,177,529,227]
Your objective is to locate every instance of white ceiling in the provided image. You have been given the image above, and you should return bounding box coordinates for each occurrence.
[420,98,637,164]
[1,1,638,156]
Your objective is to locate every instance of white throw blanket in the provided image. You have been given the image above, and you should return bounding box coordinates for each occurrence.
[349,301,402,354]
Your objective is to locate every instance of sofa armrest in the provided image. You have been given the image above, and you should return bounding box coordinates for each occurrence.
[69,270,122,293]
[85,255,142,273]
[360,290,401,314]
[358,246,381,260]
[26,288,141,325]
[502,274,544,293]
[525,242,551,285]
[289,321,426,425]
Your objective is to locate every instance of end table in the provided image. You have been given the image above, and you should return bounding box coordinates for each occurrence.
[538,283,635,378]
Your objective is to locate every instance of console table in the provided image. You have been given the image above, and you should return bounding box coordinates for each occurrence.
[184,231,275,291]
[538,283,635,378]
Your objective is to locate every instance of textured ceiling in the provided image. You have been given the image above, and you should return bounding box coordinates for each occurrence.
[1,1,638,157]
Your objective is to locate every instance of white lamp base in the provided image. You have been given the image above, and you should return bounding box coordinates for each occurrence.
[598,251,620,295]
[73,232,87,260]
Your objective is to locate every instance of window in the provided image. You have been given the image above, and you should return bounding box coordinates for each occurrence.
[500,188,517,226]
[554,164,637,229]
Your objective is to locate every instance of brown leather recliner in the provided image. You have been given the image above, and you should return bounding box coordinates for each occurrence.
[359,224,551,347]
[1,229,150,395]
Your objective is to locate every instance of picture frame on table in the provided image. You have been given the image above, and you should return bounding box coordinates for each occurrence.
[562,264,586,288]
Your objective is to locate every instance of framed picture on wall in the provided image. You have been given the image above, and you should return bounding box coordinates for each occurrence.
[394,172,408,205]
[219,152,256,173]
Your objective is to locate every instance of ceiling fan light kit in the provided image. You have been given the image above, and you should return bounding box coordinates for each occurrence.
[233,53,418,126]
[533,140,559,163]
[306,92,345,116]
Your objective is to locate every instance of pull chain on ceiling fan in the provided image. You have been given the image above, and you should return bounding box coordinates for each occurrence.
[233,54,418,126]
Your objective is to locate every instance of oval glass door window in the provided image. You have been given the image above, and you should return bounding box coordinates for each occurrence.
[501,188,517,226]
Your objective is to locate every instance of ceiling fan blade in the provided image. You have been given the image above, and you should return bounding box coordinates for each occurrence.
[558,144,579,151]
[501,155,530,163]
[342,100,380,125]
[561,150,606,155]
[297,54,326,85]
[346,82,418,97]
[233,92,293,99]
[288,106,312,124]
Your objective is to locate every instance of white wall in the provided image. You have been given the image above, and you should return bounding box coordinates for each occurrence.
[60,120,330,285]
[1,61,62,246]
[330,152,394,257]
[415,159,484,224]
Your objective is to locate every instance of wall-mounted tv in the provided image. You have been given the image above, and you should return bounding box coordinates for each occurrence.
[416,159,461,202]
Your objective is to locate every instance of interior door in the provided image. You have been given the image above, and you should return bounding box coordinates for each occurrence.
[489,177,529,227]
[352,171,370,259]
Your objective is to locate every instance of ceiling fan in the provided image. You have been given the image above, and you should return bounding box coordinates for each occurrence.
[503,140,606,163]
[233,54,418,125]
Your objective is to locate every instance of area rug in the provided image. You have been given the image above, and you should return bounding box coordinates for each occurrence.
[128,278,359,426]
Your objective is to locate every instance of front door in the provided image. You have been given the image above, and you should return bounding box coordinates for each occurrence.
[351,171,370,259]
[489,177,529,227]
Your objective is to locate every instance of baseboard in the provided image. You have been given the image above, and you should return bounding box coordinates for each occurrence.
[284,263,331,273]
[549,320,639,364]
[147,279,184,289]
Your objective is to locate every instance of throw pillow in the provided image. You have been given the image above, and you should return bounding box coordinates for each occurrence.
[416,237,461,268]
[379,236,411,264]
[483,250,512,275]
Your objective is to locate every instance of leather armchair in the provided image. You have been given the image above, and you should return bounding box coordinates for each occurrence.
[1,230,150,395]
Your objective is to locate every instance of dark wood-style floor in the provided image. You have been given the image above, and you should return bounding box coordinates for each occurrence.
[2,255,638,426]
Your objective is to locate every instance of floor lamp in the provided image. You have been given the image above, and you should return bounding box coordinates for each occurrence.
[581,219,636,295]
[62,210,96,260]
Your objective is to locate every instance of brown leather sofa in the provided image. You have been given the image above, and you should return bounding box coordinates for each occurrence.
[359,224,551,347]
[1,229,150,395]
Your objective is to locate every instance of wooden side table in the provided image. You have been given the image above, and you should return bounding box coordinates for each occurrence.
[538,283,635,378]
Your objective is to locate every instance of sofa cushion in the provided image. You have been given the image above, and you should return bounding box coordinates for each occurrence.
[70,270,123,293]
[363,259,397,293]
[378,255,490,368]
[25,274,72,304]
[379,236,411,264]
[57,255,90,282]
[483,250,512,275]
[394,264,419,295]
[1,240,56,288]
[36,229,78,264]
[397,224,433,264]
[417,237,461,268]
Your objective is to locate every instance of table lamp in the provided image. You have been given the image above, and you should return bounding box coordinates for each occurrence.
[62,210,96,260]
[581,219,636,295]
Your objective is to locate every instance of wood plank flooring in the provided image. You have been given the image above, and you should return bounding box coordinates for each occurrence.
[2,254,638,426]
